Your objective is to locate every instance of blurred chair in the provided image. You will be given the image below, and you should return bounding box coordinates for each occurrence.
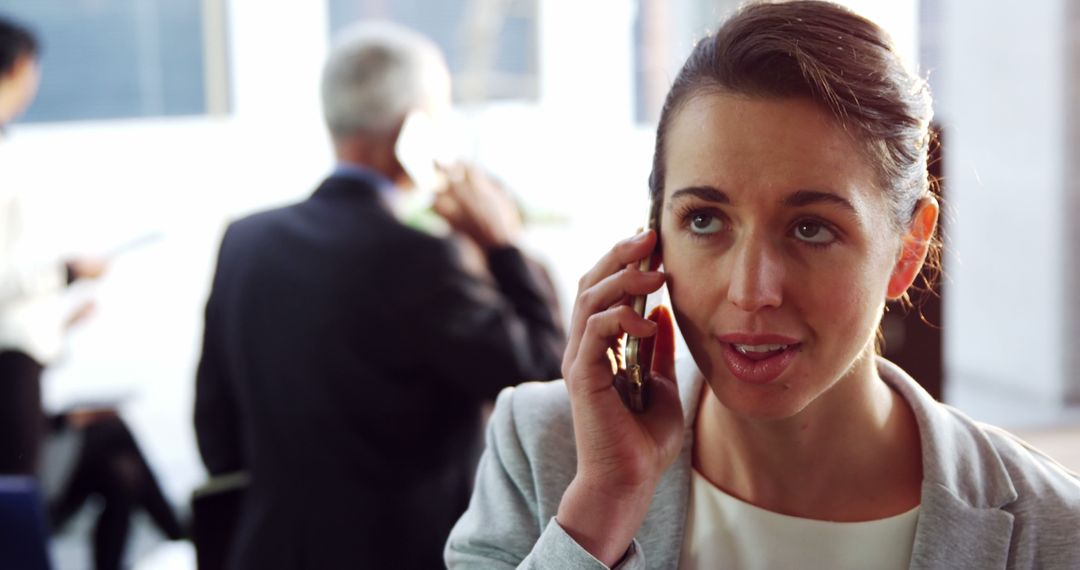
[190,471,248,570]
[0,476,53,570]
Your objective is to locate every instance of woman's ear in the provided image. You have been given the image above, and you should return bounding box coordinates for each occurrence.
[887,197,939,300]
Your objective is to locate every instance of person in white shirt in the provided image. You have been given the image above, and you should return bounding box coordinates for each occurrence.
[0,18,186,570]
[0,15,105,475]
[446,2,1080,568]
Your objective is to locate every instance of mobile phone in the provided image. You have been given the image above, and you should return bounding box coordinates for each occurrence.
[393,110,460,234]
[394,109,449,197]
[622,198,662,413]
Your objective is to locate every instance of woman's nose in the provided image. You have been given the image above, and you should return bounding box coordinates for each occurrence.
[726,237,784,312]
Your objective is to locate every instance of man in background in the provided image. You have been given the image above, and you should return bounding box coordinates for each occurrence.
[194,22,565,569]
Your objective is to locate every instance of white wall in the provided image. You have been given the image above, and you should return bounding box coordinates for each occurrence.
[939,0,1078,426]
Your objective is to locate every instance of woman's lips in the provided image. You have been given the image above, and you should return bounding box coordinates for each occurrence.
[716,334,802,384]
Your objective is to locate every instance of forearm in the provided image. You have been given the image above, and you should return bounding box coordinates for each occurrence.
[486,247,555,321]
[485,246,565,377]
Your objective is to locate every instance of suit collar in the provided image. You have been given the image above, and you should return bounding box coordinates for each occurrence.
[331,162,394,192]
[311,173,385,204]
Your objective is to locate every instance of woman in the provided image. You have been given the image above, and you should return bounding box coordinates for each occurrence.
[445,1,1080,569]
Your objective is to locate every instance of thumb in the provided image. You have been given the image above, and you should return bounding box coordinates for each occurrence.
[640,305,676,382]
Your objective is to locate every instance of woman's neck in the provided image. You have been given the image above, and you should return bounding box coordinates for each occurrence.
[692,354,923,521]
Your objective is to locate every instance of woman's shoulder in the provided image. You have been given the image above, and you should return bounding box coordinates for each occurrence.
[482,380,578,524]
[489,379,576,462]
[931,399,1080,522]
[977,423,1080,505]
[878,358,1079,510]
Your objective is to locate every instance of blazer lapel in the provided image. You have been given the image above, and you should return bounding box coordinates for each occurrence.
[908,485,1014,569]
[879,359,1019,570]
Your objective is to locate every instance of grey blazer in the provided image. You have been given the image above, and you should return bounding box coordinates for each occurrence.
[446,357,1080,569]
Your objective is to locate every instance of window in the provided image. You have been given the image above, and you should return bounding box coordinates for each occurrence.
[327,0,539,104]
[3,0,229,123]
[633,0,741,124]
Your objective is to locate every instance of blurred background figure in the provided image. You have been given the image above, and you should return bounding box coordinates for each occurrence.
[193,21,564,570]
[46,408,185,570]
[1,15,184,570]
[0,13,98,477]
[0,15,38,138]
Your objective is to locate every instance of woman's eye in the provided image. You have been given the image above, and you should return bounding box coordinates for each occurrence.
[689,213,724,235]
[793,220,836,244]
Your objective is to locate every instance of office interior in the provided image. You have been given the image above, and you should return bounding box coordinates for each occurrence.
[1,0,1077,567]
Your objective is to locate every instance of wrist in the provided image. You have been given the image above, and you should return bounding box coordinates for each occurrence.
[478,230,517,251]
[555,475,657,567]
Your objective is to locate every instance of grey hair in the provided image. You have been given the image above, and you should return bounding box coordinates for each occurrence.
[321,21,451,137]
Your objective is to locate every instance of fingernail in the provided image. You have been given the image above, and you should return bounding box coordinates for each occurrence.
[632,229,650,242]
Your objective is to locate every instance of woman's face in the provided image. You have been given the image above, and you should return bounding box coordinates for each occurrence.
[660,93,905,421]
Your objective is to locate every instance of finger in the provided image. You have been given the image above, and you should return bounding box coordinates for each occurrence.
[639,305,676,383]
[579,269,665,315]
[461,164,491,200]
[577,230,658,294]
[564,270,665,372]
[432,191,452,215]
[563,230,659,374]
[434,160,452,174]
[446,168,467,200]
[609,335,624,366]
[568,305,657,395]
[440,163,466,195]
[432,192,464,226]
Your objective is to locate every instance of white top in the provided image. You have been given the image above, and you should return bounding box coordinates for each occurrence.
[0,145,68,363]
[679,468,920,570]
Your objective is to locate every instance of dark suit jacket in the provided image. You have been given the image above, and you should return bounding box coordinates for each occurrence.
[194,174,565,569]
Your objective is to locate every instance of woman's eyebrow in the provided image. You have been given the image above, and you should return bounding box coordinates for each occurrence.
[668,186,858,215]
[783,189,857,214]
[669,186,730,206]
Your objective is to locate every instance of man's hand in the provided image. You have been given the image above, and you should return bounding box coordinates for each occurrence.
[65,300,96,330]
[432,163,522,250]
[65,407,119,429]
[67,257,108,281]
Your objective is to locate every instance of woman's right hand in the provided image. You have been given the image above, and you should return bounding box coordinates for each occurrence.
[556,229,684,566]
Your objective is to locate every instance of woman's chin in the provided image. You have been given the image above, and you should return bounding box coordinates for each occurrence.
[700,367,816,423]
